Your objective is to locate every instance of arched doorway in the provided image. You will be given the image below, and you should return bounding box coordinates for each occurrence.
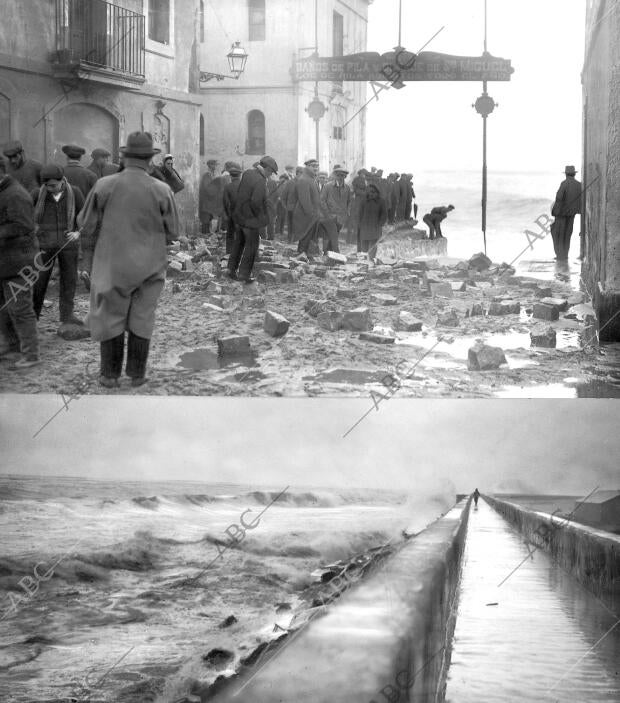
[51,103,119,163]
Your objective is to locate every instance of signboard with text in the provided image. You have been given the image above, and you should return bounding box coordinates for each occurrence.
[293,50,514,83]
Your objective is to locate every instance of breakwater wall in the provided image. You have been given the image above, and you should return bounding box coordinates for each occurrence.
[211,499,471,703]
[485,495,620,610]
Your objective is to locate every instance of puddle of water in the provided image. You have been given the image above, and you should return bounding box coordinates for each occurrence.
[575,375,620,398]
[494,383,577,398]
[303,368,392,384]
[176,348,259,371]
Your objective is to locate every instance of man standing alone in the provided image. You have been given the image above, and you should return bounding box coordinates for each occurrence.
[77,132,179,388]
[229,156,278,283]
[552,165,581,260]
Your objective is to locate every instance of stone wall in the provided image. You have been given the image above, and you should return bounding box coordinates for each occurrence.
[485,496,620,611]
[211,499,470,703]
[582,0,620,341]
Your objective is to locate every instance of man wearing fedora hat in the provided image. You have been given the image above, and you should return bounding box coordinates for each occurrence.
[2,140,42,192]
[62,144,97,198]
[87,148,119,180]
[77,131,179,388]
[320,166,351,253]
[551,165,582,260]
[230,155,278,282]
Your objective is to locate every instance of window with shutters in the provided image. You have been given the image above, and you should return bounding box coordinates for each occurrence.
[246,110,265,154]
[248,0,265,41]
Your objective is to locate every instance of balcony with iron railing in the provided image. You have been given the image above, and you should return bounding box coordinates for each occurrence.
[52,0,145,85]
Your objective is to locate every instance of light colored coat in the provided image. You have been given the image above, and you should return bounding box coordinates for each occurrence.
[77,159,179,342]
[292,169,321,241]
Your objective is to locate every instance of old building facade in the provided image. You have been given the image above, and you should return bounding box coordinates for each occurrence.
[199,0,371,175]
[0,0,202,232]
[582,0,620,341]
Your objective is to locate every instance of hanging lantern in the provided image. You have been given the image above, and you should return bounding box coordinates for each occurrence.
[227,42,249,78]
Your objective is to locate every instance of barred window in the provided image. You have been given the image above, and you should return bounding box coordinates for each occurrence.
[249,0,265,41]
[247,110,265,154]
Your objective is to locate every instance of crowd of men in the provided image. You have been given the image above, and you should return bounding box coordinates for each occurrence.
[0,130,456,383]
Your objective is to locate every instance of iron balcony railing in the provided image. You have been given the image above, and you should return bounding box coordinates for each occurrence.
[55,0,145,79]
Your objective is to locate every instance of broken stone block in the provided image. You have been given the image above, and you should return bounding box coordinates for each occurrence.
[429,282,454,298]
[206,282,223,294]
[317,311,344,331]
[533,302,560,321]
[501,300,521,314]
[467,343,507,370]
[217,335,251,355]
[468,252,492,271]
[540,297,568,311]
[423,272,443,289]
[275,270,295,284]
[57,323,90,341]
[425,258,440,269]
[326,251,347,266]
[202,303,225,313]
[207,295,226,308]
[393,268,414,279]
[167,260,183,274]
[530,325,557,348]
[566,292,585,306]
[564,303,595,322]
[313,266,328,278]
[336,287,356,299]
[257,270,277,284]
[468,303,484,317]
[436,309,459,327]
[450,281,467,292]
[264,310,290,337]
[368,266,393,279]
[534,285,553,298]
[401,275,420,286]
[182,259,194,272]
[371,293,398,305]
[304,299,331,317]
[376,256,397,266]
[397,311,423,332]
[342,307,373,331]
[359,331,396,344]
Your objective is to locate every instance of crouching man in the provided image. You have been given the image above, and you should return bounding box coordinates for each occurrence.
[77,132,179,388]
[0,157,40,369]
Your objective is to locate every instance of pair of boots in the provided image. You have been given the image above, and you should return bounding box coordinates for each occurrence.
[100,331,150,388]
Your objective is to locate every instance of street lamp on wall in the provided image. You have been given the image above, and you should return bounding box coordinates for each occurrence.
[200,41,249,83]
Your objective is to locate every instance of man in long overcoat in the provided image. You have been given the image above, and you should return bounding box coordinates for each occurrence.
[396,173,409,221]
[295,159,322,254]
[349,169,368,246]
[222,162,243,255]
[320,166,351,253]
[230,156,278,282]
[199,159,221,233]
[551,165,582,260]
[358,183,387,262]
[77,132,179,388]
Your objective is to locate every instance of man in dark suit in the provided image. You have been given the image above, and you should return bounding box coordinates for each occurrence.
[552,165,582,260]
[230,156,278,283]
[87,148,120,179]
[62,144,97,197]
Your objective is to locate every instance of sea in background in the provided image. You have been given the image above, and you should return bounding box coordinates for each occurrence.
[0,475,453,702]
[412,169,579,272]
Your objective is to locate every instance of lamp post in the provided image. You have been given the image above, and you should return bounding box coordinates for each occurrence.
[471,0,497,256]
[306,89,327,162]
[200,41,248,83]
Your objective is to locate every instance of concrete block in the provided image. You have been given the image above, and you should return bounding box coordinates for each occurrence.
[275,270,295,284]
[468,252,492,271]
[336,287,356,299]
[467,342,507,370]
[317,311,344,331]
[534,285,553,298]
[530,325,557,348]
[257,270,277,284]
[533,302,560,321]
[370,293,398,305]
[540,297,568,311]
[326,251,347,266]
[313,266,328,278]
[430,282,454,298]
[359,331,396,344]
[397,311,423,332]
[217,335,251,355]
[450,281,467,292]
[264,311,290,337]
[436,309,460,327]
[467,303,484,317]
[423,272,443,289]
[343,307,373,331]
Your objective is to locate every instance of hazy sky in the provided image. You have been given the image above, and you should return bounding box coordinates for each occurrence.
[1,396,617,495]
[366,0,586,172]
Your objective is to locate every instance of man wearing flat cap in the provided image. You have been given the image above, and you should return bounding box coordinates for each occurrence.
[320,166,351,253]
[199,158,221,233]
[2,140,42,192]
[551,165,582,260]
[222,162,243,255]
[88,148,119,180]
[294,158,322,254]
[31,163,85,331]
[230,155,278,282]
[62,144,97,198]
[77,132,179,388]
[0,157,41,369]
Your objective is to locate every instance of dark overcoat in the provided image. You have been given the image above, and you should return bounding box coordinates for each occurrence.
[0,176,38,280]
[358,194,387,242]
[292,169,321,240]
